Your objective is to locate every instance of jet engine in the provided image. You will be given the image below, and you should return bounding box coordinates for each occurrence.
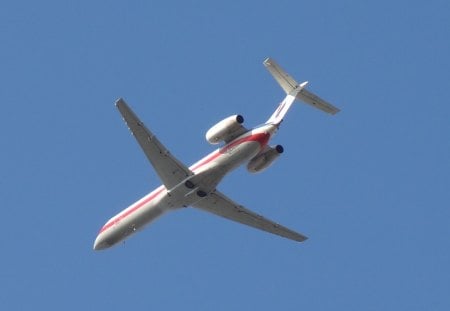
[247,145,284,173]
[206,115,245,144]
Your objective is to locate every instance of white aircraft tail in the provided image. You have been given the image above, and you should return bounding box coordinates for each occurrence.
[264,58,340,125]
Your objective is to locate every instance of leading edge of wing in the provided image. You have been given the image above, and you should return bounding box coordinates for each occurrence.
[115,98,193,189]
[193,191,307,242]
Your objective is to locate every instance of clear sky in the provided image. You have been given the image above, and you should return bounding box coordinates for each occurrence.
[1,1,449,310]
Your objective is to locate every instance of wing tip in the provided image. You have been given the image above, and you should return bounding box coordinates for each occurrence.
[298,235,308,242]
[115,97,126,107]
[290,233,308,243]
[263,57,272,66]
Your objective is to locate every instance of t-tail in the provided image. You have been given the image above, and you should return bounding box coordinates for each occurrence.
[264,58,340,125]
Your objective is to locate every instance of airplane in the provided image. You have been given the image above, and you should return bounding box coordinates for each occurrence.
[93,58,340,250]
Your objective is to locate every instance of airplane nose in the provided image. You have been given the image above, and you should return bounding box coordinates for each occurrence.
[93,234,109,251]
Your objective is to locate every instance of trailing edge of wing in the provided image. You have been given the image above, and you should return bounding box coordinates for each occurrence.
[115,98,193,189]
[193,191,307,242]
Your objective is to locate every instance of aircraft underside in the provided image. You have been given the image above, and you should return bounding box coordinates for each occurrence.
[93,58,339,250]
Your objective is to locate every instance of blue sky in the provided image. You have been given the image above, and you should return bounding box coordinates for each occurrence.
[1,0,449,310]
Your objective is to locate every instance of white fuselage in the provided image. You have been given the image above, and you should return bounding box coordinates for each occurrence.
[93,124,277,250]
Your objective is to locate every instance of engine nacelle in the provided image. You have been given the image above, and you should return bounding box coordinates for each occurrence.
[247,145,284,173]
[206,115,244,144]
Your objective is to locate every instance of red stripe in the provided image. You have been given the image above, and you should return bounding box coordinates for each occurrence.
[190,132,270,172]
[189,150,221,172]
[99,187,165,233]
[100,132,270,233]
[226,132,270,150]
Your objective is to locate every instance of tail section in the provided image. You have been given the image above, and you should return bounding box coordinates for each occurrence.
[264,58,340,118]
[265,94,297,125]
[264,58,300,95]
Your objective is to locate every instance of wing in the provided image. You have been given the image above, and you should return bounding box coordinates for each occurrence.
[116,98,193,189]
[193,191,307,242]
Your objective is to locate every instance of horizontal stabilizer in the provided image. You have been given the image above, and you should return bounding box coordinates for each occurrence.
[264,58,340,115]
[297,88,340,115]
[263,58,299,94]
